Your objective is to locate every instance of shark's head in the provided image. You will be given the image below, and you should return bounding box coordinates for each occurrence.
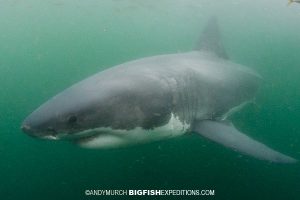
[21,72,171,141]
[21,74,127,140]
[21,91,101,140]
[21,100,94,141]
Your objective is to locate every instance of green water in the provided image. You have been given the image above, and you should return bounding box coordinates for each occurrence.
[1,0,300,199]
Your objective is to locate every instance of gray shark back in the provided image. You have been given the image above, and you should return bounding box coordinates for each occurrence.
[101,51,262,125]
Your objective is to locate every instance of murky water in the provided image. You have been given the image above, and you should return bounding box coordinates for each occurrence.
[1,1,300,199]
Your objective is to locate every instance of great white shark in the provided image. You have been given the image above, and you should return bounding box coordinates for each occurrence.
[21,18,296,163]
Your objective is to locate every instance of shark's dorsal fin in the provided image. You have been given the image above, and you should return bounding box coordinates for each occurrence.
[195,17,228,59]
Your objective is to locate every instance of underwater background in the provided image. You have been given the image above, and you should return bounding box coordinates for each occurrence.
[1,0,300,199]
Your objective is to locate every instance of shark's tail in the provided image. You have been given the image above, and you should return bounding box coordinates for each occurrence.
[288,0,294,5]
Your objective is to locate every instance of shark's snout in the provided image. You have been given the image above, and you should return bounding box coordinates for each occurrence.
[21,124,39,140]
[21,121,59,140]
[21,124,31,133]
[21,120,39,138]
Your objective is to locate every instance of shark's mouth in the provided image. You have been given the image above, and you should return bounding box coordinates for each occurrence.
[41,135,60,140]
[41,128,106,141]
[42,113,190,148]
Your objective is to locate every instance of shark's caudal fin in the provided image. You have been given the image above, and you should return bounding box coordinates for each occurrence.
[195,17,228,59]
[192,120,297,163]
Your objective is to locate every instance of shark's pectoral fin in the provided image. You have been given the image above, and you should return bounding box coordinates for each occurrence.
[192,120,297,163]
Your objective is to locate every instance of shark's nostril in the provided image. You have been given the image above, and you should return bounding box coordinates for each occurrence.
[21,124,31,132]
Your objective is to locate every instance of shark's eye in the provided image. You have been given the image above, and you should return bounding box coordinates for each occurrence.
[68,115,77,124]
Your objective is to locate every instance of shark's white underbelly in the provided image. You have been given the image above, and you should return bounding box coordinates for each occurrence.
[78,113,190,148]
